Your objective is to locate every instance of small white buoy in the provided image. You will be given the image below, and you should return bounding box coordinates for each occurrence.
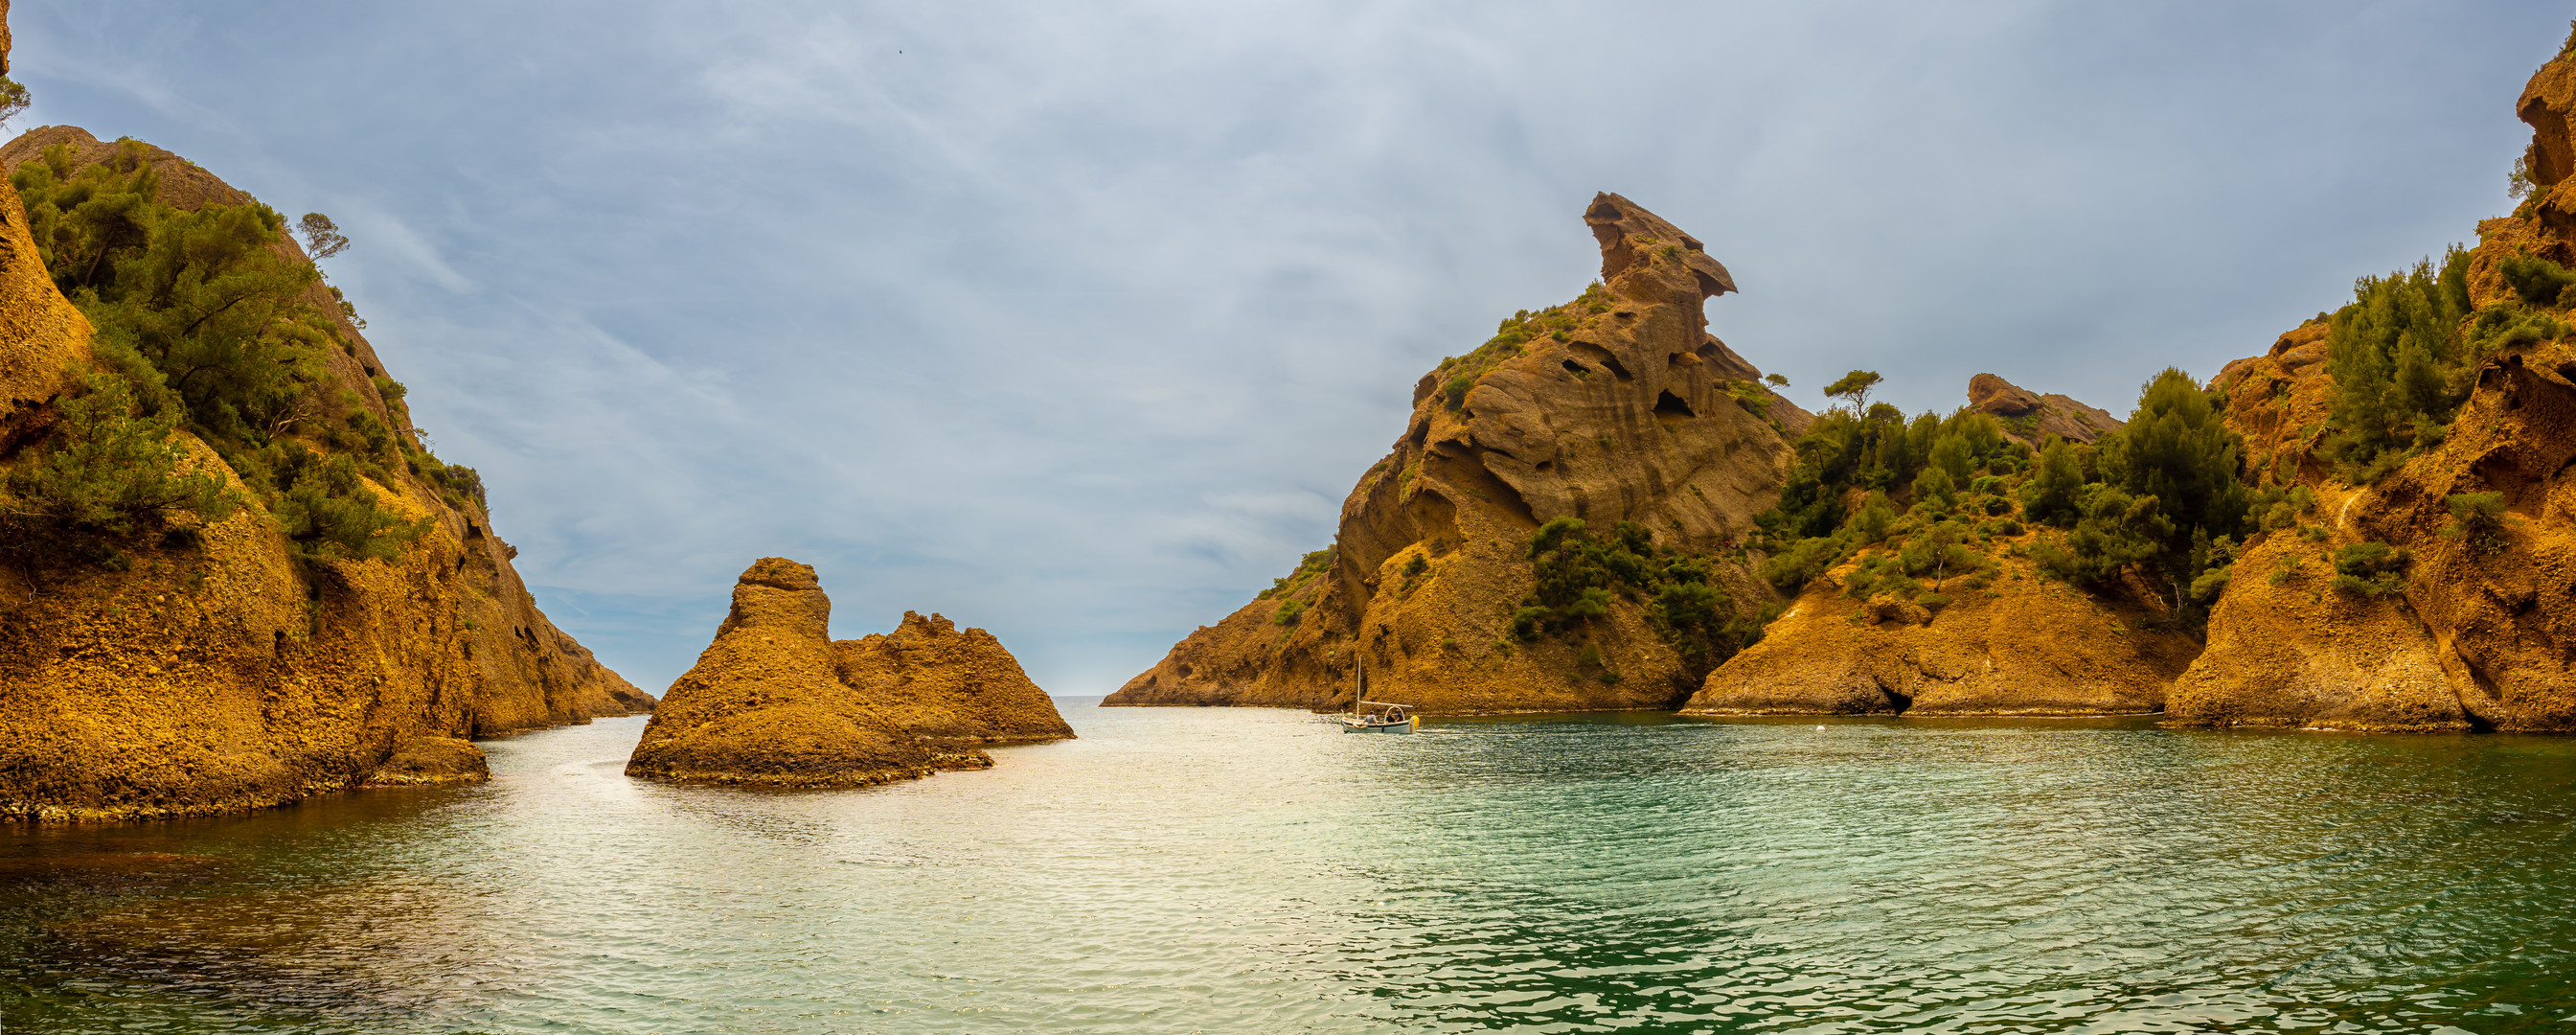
[1814,725,1826,731]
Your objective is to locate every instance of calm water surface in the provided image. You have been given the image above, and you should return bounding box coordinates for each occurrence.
[4,702,2574,1033]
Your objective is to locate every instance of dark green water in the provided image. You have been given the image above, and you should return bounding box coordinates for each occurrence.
[4,703,2574,1033]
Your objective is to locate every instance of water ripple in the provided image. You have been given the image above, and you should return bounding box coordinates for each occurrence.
[3,709,2574,1031]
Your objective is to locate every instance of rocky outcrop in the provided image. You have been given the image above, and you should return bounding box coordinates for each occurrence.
[0,9,647,821]
[2167,528,2473,731]
[1968,373,2121,448]
[2180,326,2576,731]
[2171,45,2576,733]
[366,737,492,786]
[1110,194,1810,714]
[627,559,1069,787]
[836,610,1074,744]
[1685,551,2193,717]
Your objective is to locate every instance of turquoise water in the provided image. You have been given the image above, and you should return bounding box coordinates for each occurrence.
[4,703,2575,1033]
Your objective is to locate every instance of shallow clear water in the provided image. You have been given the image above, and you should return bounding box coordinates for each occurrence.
[4,703,2575,1033]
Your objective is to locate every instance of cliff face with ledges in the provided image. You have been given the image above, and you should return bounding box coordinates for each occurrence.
[1686,551,2194,717]
[2180,326,2576,731]
[0,11,648,820]
[627,559,1070,787]
[2172,45,2576,732]
[1110,194,1810,713]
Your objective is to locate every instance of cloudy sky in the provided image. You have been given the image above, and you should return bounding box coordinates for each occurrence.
[11,2,2560,696]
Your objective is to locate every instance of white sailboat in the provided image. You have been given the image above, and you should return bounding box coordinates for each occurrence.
[1339,664,1417,733]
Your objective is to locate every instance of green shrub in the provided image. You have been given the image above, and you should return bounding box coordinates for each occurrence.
[1512,518,1763,675]
[2030,488,2167,586]
[1,374,241,551]
[1912,465,1956,509]
[2502,253,2576,308]
[1442,372,1474,411]
[2018,436,2087,527]
[1257,546,1335,600]
[2268,553,2303,586]
[1758,534,1849,591]
[1402,552,1428,577]
[2189,564,2231,602]
[2443,492,2509,555]
[1914,591,1949,611]
[267,447,431,564]
[2330,541,2408,598]
[2323,248,2474,475]
[1272,599,1307,626]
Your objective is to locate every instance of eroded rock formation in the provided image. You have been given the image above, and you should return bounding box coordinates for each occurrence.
[2171,45,2576,733]
[1109,194,1810,713]
[627,559,1069,787]
[1968,373,2121,448]
[2179,320,2576,731]
[0,12,648,820]
[1686,559,2193,717]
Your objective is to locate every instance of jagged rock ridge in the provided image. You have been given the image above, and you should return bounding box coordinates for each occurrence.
[1109,194,1811,714]
[627,559,1070,787]
[1969,373,2121,448]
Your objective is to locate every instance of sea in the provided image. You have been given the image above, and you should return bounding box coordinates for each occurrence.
[2,702,2572,1033]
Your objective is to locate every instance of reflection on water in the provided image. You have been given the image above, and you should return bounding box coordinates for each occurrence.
[4,702,2574,1032]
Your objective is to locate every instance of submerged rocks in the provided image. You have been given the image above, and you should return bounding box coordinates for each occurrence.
[627,559,1069,788]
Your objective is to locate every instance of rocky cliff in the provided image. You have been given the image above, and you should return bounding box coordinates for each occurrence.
[627,559,1069,787]
[1108,194,1809,714]
[1968,373,2121,448]
[1685,552,2194,717]
[0,16,647,819]
[2168,41,2576,733]
[1682,368,2187,718]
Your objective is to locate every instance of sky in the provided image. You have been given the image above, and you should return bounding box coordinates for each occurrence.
[10,2,2562,696]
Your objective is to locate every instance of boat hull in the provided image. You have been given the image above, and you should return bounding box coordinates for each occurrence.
[1340,717,1419,734]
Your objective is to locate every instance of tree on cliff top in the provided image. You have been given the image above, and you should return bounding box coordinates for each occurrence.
[0,78,29,130]
[1824,370,1882,411]
[297,213,347,261]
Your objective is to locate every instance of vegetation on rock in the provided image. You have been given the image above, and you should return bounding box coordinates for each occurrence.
[2,139,458,567]
[1511,517,1771,679]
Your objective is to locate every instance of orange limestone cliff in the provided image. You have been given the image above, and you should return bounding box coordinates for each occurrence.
[2167,42,2576,733]
[1683,374,2190,719]
[0,18,647,821]
[627,559,1070,787]
[1108,194,1810,714]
